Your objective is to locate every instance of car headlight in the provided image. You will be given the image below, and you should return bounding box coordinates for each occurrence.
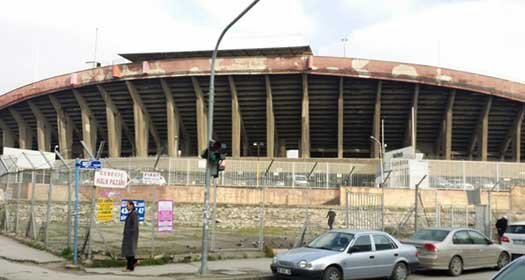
[272,256,277,264]
[298,260,312,269]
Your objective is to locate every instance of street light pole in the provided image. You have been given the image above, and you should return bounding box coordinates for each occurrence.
[200,0,259,275]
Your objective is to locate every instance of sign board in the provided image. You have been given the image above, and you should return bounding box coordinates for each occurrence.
[120,200,145,222]
[3,147,55,170]
[157,200,173,232]
[94,168,128,188]
[142,172,166,185]
[96,198,114,222]
[79,160,102,170]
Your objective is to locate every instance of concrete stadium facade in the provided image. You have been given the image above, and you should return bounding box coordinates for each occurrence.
[0,46,524,161]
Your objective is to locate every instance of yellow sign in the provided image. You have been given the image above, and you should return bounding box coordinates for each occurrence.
[96,198,114,222]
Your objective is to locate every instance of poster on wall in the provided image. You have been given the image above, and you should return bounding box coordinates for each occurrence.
[96,198,114,222]
[157,200,173,232]
[120,200,145,222]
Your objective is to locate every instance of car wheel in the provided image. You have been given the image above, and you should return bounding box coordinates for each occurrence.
[496,252,510,269]
[389,262,408,280]
[448,256,463,277]
[323,266,342,280]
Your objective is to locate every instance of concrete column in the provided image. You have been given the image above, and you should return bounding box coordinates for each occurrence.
[338,77,344,159]
[160,79,180,157]
[265,75,275,158]
[405,84,419,147]
[442,90,456,160]
[0,120,15,148]
[480,106,490,161]
[49,95,73,159]
[192,77,208,155]
[513,117,522,162]
[9,108,32,149]
[98,86,122,158]
[371,81,382,158]
[278,139,287,157]
[301,74,310,158]
[73,90,97,158]
[229,76,241,158]
[28,101,51,152]
[133,100,149,157]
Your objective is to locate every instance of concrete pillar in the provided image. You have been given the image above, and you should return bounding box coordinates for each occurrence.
[160,79,180,157]
[481,106,489,161]
[49,95,73,159]
[229,76,241,158]
[133,100,149,157]
[371,81,382,158]
[513,118,522,162]
[0,120,15,148]
[443,90,456,160]
[97,86,122,158]
[405,84,419,148]
[265,75,275,158]
[192,77,208,155]
[73,90,97,158]
[28,101,51,152]
[301,74,310,158]
[278,139,287,157]
[338,77,344,159]
[9,108,32,149]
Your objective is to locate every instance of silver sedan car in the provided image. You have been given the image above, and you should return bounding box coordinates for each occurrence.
[406,228,510,276]
[270,230,418,280]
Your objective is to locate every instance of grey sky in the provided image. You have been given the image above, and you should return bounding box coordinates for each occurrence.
[1,0,523,94]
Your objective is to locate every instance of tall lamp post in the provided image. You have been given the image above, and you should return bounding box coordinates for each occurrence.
[200,0,260,275]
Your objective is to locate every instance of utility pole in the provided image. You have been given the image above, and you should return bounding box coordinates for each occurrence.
[200,0,260,274]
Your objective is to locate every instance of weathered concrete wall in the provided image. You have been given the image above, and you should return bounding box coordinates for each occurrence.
[340,187,511,210]
[7,183,520,211]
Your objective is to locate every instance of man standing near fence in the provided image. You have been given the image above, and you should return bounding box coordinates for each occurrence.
[496,215,508,243]
[327,209,336,230]
[122,201,139,272]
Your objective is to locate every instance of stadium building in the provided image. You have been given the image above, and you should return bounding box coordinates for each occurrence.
[0,46,524,161]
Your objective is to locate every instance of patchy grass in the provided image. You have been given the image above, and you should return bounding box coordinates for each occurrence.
[90,256,172,268]
[60,247,73,261]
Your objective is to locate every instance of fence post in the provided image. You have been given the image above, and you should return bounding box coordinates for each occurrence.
[325,163,329,189]
[15,172,22,234]
[168,158,172,185]
[345,191,349,228]
[27,170,37,239]
[150,185,157,258]
[465,206,469,227]
[186,159,190,185]
[87,186,96,260]
[43,170,53,246]
[292,162,295,188]
[462,161,466,189]
[67,169,72,249]
[435,191,439,227]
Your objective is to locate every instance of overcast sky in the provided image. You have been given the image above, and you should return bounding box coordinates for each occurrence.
[1,0,524,94]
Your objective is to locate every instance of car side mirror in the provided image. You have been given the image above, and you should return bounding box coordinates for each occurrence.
[487,240,494,245]
[348,247,357,254]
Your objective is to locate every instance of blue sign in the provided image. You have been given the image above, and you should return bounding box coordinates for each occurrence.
[120,200,145,222]
[78,160,102,170]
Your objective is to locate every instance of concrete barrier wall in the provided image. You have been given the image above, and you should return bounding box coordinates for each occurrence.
[340,187,511,210]
[20,183,518,210]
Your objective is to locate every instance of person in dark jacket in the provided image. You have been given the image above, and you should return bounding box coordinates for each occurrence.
[327,209,336,230]
[496,216,508,242]
[122,201,139,272]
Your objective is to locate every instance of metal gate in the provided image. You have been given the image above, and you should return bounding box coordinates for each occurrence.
[344,191,383,230]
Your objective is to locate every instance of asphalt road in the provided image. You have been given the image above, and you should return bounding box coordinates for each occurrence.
[411,269,496,280]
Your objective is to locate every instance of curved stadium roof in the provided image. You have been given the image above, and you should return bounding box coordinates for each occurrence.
[0,46,524,161]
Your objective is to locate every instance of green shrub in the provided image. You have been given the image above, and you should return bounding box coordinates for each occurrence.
[264,245,275,258]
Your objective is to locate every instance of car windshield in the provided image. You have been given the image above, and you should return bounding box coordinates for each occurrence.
[413,229,450,242]
[507,225,525,234]
[307,232,354,252]
[493,258,525,280]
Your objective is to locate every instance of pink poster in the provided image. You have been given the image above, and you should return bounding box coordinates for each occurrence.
[157,200,173,232]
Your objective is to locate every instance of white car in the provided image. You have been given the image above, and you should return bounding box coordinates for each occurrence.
[501,221,525,259]
[294,175,309,187]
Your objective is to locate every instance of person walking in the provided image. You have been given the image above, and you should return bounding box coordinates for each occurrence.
[327,209,336,230]
[496,215,508,243]
[122,201,139,272]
